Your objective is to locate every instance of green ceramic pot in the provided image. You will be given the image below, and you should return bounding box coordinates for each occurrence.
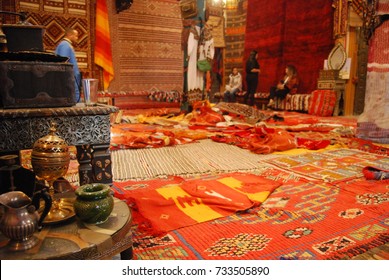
[74,183,114,224]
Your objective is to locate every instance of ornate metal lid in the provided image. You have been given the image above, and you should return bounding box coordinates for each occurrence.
[31,122,70,159]
[31,122,70,182]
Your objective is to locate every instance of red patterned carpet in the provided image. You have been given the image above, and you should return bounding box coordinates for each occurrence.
[265,148,388,184]
[108,106,389,260]
[112,145,389,260]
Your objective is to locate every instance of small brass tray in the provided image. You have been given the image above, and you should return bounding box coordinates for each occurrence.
[39,197,76,225]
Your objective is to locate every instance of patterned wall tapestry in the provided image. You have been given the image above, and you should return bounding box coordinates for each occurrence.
[0,1,16,14]
[224,0,247,85]
[207,0,225,48]
[12,0,93,76]
[108,0,183,92]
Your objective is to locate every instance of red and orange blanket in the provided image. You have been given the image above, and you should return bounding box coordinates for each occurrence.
[113,173,281,235]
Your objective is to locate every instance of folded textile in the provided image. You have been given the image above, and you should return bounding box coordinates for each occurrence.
[296,137,331,150]
[362,166,389,180]
[113,172,281,235]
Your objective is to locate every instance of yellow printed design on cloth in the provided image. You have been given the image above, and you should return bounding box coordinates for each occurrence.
[156,185,223,223]
[132,172,280,233]
[155,176,272,223]
[217,177,271,203]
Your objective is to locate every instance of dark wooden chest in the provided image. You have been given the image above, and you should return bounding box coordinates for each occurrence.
[0,60,76,108]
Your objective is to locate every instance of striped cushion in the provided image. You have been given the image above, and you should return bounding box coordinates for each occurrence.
[274,93,311,112]
[289,94,311,111]
[308,90,336,117]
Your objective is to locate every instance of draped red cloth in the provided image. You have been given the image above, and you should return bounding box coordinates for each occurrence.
[113,173,281,235]
[210,126,297,154]
[95,0,114,90]
[244,0,334,93]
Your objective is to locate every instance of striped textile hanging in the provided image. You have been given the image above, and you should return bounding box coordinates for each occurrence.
[95,0,114,90]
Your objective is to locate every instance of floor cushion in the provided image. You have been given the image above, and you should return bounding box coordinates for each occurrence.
[308,90,337,117]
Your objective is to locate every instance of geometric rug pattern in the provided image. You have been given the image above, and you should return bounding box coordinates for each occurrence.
[128,165,389,260]
[16,0,92,72]
[266,148,389,184]
[110,137,389,260]
[108,0,183,92]
[110,109,389,259]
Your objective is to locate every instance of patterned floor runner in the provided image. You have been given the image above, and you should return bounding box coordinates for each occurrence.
[265,148,389,184]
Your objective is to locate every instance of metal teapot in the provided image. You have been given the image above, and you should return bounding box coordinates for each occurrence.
[0,189,51,251]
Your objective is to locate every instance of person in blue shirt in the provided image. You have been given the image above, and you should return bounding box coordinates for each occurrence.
[55,28,81,102]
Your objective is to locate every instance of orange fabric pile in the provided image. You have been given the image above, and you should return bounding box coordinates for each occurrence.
[188,100,224,126]
[211,125,297,154]
[110,123,209,150]
[110,102,353,153]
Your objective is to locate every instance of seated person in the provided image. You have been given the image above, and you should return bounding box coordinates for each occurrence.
[223,67,242,103]
[267,64,299,108]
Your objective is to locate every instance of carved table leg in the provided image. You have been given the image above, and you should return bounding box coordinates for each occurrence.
[91,143,113,186]
[76,145,93,186]
[120,247,133,260]
[76,144,113,186]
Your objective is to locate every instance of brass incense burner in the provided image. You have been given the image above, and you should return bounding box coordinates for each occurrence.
[31,122,74,224]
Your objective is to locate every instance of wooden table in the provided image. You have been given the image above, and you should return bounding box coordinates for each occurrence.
[0,103,118,186]
[0,197,132,260]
